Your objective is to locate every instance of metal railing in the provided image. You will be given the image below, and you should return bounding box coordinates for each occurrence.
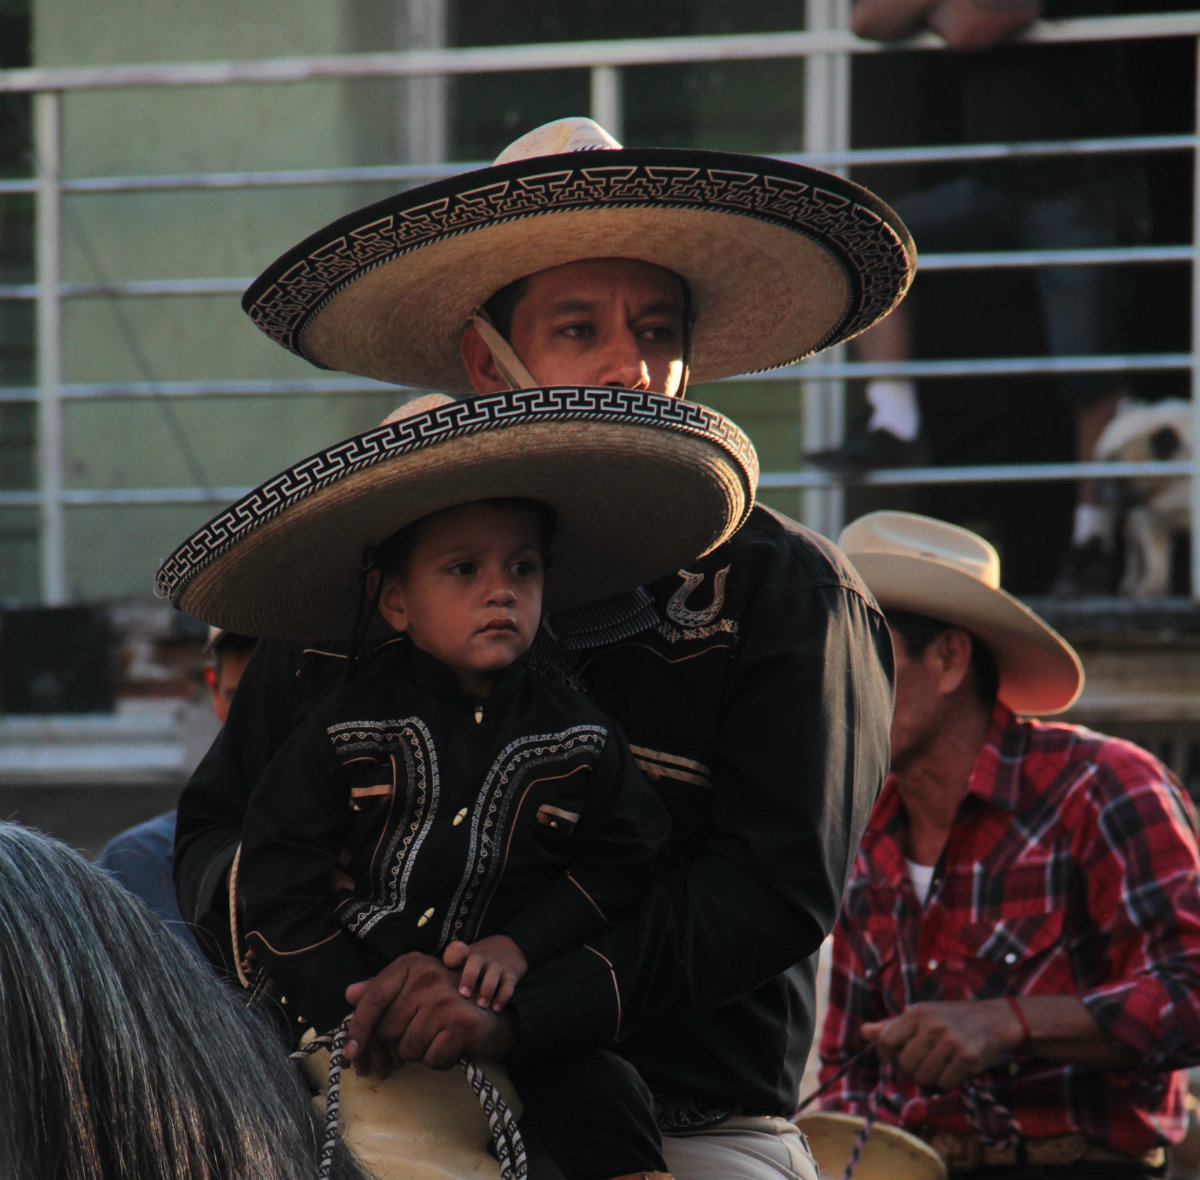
[0,10,1197,602]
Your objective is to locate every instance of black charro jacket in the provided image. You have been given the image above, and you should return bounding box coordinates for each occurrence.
[237,641,669,1034]
[176,505,893,1115]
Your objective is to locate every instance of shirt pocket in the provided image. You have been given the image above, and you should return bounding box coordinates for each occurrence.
[346,760,395,812]
[955,910,1065,996]
[534,803,580,834]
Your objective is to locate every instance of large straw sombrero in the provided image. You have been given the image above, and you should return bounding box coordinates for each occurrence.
[242,117,916,392]
[838,511,1083,715]
[156,388,757,641]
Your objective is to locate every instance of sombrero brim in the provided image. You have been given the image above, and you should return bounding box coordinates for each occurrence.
[793,1113,947,1180]
[155,388,758,641]
[851,553,1083,715]
[243,148,915,392]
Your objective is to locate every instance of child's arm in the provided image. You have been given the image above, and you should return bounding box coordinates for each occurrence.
[442,935,528,1011]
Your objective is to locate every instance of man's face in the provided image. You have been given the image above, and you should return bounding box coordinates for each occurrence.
[206,649,251,726]
[887,630,946,773]
[506,258,687,397]
[377,501,545,697]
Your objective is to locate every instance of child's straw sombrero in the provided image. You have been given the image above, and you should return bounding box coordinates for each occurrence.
[156,388,758,641]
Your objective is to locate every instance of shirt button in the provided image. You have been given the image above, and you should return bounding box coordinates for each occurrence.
[1004,952,1018,965]
[927,959,939,971]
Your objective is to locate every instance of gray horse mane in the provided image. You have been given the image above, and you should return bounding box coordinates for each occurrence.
[0,822,371,1180]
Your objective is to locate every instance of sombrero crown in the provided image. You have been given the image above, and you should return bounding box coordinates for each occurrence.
[156,387,758,641]
[243,117,916,392]
[838,511,1083,715]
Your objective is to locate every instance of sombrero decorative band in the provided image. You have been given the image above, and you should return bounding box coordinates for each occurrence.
[243,125,915,392]
[156,387,758,641]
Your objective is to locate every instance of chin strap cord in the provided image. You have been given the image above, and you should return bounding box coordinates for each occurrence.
[469,309,539,391]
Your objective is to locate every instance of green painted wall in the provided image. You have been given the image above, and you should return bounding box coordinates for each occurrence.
[12,0,812,605]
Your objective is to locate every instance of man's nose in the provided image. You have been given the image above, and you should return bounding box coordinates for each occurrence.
[601,333,651,390]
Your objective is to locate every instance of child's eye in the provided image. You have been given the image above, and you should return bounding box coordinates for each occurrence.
[512,560,540,577]
[448,561,477,576]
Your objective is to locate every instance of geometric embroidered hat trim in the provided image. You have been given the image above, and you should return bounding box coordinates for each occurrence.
[242,118,916,393]
[156,387,759,642]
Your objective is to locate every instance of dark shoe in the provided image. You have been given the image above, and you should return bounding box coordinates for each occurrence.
[1049,538,1120,597]
[805,428,929,474]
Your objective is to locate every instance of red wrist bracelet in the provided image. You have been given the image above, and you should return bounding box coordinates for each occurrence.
[1006,995,1032,1050]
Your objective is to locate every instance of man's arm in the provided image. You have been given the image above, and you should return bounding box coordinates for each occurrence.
[174,638,343,969]
[851,0,1040,49]
[861,995,1137,1091]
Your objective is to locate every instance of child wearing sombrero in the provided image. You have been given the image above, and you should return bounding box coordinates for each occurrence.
[158,388,759,1180]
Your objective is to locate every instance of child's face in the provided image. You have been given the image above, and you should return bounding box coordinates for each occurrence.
[378,501,545,696]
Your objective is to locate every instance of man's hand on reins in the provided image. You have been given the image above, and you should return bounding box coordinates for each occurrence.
[343,951,517,1071]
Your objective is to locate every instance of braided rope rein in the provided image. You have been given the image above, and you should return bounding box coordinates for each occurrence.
[291,1023,528,1180]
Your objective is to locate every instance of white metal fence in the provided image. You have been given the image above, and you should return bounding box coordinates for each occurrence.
[1,10,1198,603]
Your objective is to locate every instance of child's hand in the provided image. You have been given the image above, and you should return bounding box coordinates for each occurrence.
[442,935,528,1012]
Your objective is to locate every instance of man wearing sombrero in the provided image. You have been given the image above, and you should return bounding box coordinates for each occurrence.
[817,511,1200,1178]
[173,117,915,1179]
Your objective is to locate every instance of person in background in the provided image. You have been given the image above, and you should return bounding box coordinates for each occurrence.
[809,0,1151,597]
[96,627,255,955]
[819,510,1200,1179]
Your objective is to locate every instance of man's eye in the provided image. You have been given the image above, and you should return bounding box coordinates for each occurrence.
[640,324,676,343]
[560,323,593,340]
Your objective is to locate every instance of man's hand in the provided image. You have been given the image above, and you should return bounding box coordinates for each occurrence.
[861,998,1023,1089]
[343,951,518,1070]
[443,935,528,1011]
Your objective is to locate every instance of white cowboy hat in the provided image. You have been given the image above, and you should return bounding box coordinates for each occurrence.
[838,511,1083,715]
[242,116,916,392]
[156,388,757,641]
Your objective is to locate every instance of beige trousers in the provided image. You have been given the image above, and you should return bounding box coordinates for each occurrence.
[661,1115,819,1180]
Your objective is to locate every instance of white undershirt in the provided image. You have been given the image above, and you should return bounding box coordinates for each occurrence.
[905,858,936,907]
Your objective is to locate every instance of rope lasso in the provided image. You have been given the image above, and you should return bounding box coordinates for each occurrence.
[459,1055,528,1179]
[291,1017,351,1180]
[291,1025,528,1180]
[793,1046,899,1180]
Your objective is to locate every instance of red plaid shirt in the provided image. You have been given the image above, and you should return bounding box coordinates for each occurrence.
[818,704,1200,1154]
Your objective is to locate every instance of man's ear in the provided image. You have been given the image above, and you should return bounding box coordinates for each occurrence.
[460,321,508,394]
[376,577,409,633]
[934,627,974,696]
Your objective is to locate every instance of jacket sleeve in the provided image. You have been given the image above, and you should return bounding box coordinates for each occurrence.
[238,713,376,1034]
[502,725,672,968]
[510,576,893,1059]
[173,639,341,970]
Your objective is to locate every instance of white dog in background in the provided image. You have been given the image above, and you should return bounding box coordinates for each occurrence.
[1095,398,1193,597]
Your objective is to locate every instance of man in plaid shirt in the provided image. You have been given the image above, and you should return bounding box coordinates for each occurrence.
[815,511,1200,1179]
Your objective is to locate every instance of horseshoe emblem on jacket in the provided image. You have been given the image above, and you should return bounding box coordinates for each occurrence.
[665,566,730,627]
